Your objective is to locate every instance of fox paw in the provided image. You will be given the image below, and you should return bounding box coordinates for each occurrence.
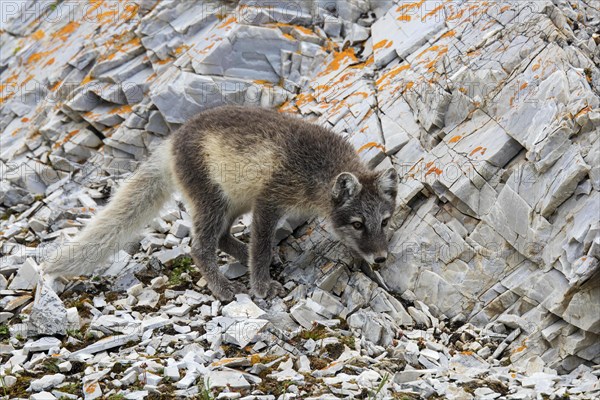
[210,278,247,302]
[252,279,286,299]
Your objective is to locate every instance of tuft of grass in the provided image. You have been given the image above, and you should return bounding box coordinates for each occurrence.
[66,329,84,340]
[106,394,126,400]
[368,373,390,400]
[58,382,81,395]
[42,359,60,374]
[198,378,214,400]
[297,325,328,341]
[168,256,194,285]
[339,334,355,349]
[0,325,9,341]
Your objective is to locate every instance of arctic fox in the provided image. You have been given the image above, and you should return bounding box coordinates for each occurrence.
[43,106,398,300]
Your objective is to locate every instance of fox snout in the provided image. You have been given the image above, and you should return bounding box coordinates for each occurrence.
[374,251,388,264]
[362,249,388,265]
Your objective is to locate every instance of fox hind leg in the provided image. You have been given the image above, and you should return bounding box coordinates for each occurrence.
[189,203,247,302]
[218,214,249,265]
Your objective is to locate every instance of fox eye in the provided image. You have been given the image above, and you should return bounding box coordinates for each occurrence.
[382,218,389,227]
[352,221,363,230]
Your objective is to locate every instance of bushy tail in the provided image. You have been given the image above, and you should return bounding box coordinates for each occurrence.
[43,141,174,278]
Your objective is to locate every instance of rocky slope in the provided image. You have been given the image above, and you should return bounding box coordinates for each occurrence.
[1,0,599,399]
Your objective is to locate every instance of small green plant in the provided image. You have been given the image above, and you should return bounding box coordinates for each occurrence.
[57,382,80,395]
[339,334,356,348]
[168,256,194,285]
[66,329,84,340]
[368,373,390,400]
[0,372,8,398]
[106,394,126,400]
[198,378,214,400]
[298,325,328,341]
[0,325,9,341]
[43,359,60,373]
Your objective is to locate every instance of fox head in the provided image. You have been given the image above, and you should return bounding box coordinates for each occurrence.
[329,168,398,265]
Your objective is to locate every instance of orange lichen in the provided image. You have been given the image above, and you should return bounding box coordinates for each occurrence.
[425,166,443,176]
[447,9,465,21]
[53,130,80,149]
[97,10,118,23]
[218,16,237,29]
[441,30,456,39]
[122,3,140,21]
[27,50,53,64]
[376,64,411,87]
[109,104,133,115]
[448,135,462,143]
[195,42,216,55]
[397,0,425,13]
[254,80,273,87]
[45,58,55,66]
[357,142,385,153]
[21,117,30,123]
[422,4,444,21]
[317,48,358,77]
[32,29,45,40]
[174,45,190,55]
[374,39,392,50]
[50,80,62,91]
[397,15,412,22]
[155,58,174,65]
[53,21,80,42]
[81,75,93,85]
[513,342,527,353]
[294,25,314,35]
[85,383,98,394]
[519,82,528,90]
[469,146,487,156]
[295,92,316,107]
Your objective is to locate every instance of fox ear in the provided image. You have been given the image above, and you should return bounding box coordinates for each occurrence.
[377,168,398,199]
[332,172,362,204]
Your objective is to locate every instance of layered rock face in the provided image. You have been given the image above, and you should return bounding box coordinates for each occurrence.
[1,0,599,398]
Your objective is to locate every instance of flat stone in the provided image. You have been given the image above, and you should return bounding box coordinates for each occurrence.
[69,334,139,360]
[28,281,67,336]
[222,294,265,319]
[30,374,65,392]
[8,258,40,290]
[219,262,248,279]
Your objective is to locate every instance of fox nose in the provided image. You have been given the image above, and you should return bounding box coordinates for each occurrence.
[374,253,388,264]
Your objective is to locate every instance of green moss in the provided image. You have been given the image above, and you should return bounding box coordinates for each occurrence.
[168,256,194,285]
[42,359,60,373]
[0,325,9,341]
[339,334,355,349]
[297,325,328,341]
[4,374,34,398]
[58,382,81,395]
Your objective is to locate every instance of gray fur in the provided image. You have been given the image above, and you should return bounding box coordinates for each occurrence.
[44,106,398,301]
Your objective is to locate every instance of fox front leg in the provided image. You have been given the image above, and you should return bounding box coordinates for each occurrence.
[250,199,286,299]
